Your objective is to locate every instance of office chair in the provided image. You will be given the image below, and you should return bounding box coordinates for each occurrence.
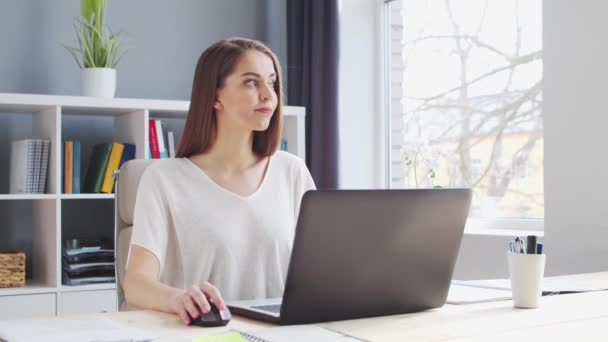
[114,159,154,310]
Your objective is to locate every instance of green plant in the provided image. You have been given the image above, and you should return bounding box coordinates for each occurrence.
[63,0,128,69]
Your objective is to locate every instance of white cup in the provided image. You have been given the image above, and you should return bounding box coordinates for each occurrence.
[507,252,545,308]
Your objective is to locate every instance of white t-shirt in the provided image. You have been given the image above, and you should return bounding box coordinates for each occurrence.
[129,151,316,301]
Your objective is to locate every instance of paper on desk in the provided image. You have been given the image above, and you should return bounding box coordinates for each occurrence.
[246,325,364,342]
[192,331,246,342]
[0,316,155,342]
[453,277,607,294]
[447,283,512,304]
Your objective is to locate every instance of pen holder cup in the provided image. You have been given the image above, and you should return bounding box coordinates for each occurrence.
[507,252,545,309]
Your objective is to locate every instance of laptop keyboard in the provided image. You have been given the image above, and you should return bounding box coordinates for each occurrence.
[252,304,282,313]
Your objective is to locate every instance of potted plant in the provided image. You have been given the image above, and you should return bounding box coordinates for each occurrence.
[63,0,128,98]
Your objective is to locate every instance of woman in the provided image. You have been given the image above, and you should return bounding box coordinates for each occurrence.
[123,37,316,325]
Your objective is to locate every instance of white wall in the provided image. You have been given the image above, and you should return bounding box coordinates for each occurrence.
[339,0,608,279]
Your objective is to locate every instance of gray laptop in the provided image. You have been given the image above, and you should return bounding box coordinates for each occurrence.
[227,189,472,325]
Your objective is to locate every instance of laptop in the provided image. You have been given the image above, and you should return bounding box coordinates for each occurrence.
[227,189,472,325]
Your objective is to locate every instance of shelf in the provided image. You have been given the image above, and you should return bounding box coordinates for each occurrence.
[0,92,306,317]
[0,93,305,118]
[60,283,116,292]
[0,283,57,296]
[0,93,189,116]
[0,283,117,295]
[60,194,115,200]
[0,194,115,200]
[283,106,306,118]
[0,194,56,200]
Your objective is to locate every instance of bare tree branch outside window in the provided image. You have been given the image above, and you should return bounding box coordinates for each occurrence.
[389,0,543,221]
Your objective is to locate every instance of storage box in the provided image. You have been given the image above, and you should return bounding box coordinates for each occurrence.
[0,251,25,288]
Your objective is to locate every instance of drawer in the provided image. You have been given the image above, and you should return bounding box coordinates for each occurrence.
[60,290,117,315]
[0,293,56,319]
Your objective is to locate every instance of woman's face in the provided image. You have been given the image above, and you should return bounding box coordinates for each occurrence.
[214,50,278,132]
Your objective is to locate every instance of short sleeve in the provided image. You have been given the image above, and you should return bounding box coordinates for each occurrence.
[128,167,170,272]
[293,159,316,220]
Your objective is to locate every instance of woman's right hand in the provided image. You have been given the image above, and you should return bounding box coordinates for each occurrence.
[169,281,226,325]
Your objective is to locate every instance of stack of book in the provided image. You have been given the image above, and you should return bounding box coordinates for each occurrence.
[148,119,176,159]
[64,141,135,194]
[9,139,51,194]
[62,239,115,286]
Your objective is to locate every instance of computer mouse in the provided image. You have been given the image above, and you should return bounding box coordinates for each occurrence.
[189,301,231,327]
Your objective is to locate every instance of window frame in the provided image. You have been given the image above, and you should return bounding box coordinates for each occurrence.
[382,0,544,235]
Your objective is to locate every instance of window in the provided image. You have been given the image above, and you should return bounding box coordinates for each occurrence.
[385,0,543,231]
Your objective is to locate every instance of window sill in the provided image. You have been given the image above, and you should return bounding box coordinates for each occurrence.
[464,228,544,237]
[463,218,544,237]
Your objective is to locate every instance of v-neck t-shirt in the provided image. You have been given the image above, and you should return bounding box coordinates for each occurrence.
[129,151,316,301]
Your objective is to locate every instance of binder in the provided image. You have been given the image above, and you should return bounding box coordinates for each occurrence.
[155,119,168,159]
[72,141,81,194]
[39,140,50,193]
[83,143,113,193]
[64,141,73,194]
[100,142,125,193]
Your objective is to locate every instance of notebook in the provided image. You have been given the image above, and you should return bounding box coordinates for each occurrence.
[0,317,155,342]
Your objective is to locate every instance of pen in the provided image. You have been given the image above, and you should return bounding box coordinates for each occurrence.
[526,236,537,254]
[509,242,516,253]
[517,237,525,253]
[536,242,543,254]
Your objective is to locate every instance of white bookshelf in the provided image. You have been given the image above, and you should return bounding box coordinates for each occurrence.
[0,93,306,319]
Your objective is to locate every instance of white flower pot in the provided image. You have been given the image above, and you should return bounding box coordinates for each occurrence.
[80,68,116,98]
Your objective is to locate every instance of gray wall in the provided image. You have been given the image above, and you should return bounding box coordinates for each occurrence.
[0,0,287,275]
[0,0,287,99]
[543,0,608,275]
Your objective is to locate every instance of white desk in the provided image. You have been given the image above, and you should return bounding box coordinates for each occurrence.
[101,272,608,341]
[6,272,608,341]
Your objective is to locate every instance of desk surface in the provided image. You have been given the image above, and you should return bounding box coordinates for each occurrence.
[105,272,608,342]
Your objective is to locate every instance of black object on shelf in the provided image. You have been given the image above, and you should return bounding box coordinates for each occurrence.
[62,239,115,286]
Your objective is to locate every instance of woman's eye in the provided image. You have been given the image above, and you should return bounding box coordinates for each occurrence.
[268,81,277,88]
[245,79,257,87]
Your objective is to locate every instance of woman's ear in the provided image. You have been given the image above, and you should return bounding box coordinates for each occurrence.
[214,100,223,111]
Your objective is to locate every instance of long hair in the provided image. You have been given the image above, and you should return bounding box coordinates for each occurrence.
[175,37,283,158]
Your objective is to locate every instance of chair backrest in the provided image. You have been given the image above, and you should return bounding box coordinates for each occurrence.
[114,159,154,310]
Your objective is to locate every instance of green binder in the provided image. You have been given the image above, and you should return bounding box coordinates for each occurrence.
[83,143,113,193]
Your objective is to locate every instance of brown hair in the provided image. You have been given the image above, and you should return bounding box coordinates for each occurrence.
[175,37,283,158]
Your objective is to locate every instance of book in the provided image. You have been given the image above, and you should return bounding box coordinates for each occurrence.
[155,119,168,158]
[72,141,81,194]
[63,141,73,194]
[161,121,170,157]
[9,139,36,194]
[148,119,160,159]
[26,140,36,193]
[33,140,42,193]
[39,140,50,193]
[100,142,125,193]
[83,143,113,193]
[118,143,136,170]
[167,131,176,158]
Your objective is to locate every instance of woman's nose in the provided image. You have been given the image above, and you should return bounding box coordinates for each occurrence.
[260,83,273,101]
